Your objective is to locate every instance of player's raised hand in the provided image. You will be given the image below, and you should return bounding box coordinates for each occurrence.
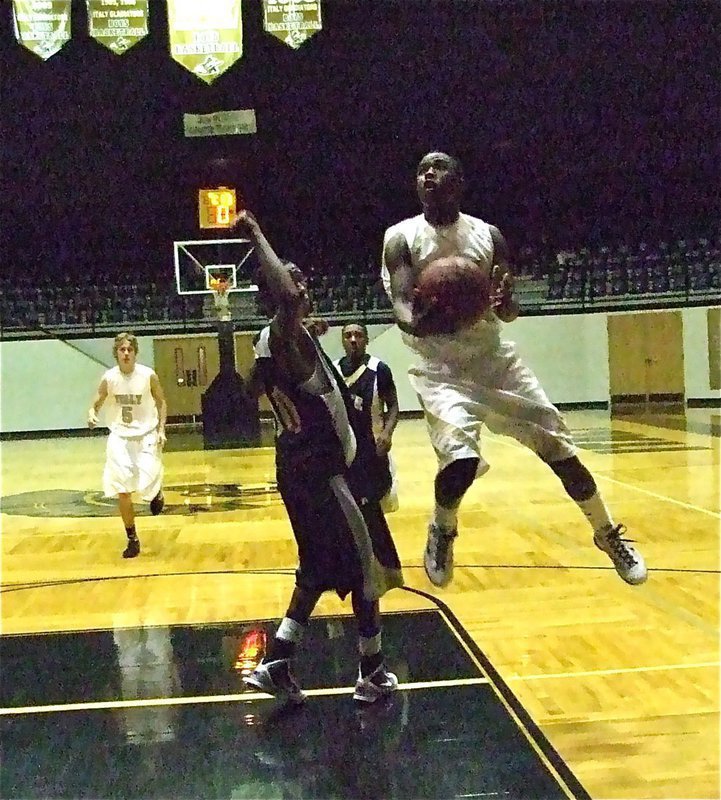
[233,209,259,233]
[490,265,520,322]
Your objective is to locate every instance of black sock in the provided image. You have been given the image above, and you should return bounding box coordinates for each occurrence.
[266,637,295,661]
[360,652,383,677]
[125,525,137,540]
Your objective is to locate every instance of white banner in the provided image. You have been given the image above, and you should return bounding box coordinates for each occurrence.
[183,109,257,138]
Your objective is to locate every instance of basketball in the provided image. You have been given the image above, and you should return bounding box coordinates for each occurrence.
[414,256,492,334]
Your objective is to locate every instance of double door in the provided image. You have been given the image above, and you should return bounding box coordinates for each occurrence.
[607,310,685,407]
[153,333,262,419]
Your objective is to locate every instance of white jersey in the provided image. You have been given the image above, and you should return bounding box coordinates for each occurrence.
[103,364,159,438]
[382,212,576,472]
[382,212,503,368]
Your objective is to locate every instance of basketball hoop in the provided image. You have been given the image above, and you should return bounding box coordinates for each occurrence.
[172,238,259,321]
[209,277,229,295]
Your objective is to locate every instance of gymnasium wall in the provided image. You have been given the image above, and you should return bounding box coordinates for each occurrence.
[321,313,612,411]
[0,308,718,434]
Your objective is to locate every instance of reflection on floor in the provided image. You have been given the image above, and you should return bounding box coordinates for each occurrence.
[616,409,721,438]
[572,427,711,454]
[1,606,590,799]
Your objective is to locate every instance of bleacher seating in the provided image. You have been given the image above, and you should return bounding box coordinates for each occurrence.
[541,237,719,309]
[0,236,718,337]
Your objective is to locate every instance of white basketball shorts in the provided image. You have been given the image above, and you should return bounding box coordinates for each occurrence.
[103,429,163,501]
[408,341,577,475]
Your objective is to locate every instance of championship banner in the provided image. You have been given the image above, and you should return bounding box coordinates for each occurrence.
[183,109,257,138]
[12,0,71,60]
[87,0,149,54]
[263,0,322,49]
[167,0,243,84]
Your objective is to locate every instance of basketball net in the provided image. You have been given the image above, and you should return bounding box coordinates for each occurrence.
[209,278,228,295]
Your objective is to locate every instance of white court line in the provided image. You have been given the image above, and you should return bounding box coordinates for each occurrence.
[2,663,717,716]
[596,474,719,518]
[489,435,719,518]
[0,677,489,716]
[505,660,719,683]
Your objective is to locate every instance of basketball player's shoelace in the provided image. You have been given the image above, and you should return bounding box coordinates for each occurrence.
[601,525,640,566]
[430,527,457,569]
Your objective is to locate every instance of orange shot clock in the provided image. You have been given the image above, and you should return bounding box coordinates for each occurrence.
[198,187,237,229]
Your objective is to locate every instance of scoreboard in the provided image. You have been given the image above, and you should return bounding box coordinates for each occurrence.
[198,187,237,229]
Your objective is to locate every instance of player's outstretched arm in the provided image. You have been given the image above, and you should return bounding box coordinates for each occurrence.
[87,378,108,428]
[489,226,520,323]
[233,210,305,340]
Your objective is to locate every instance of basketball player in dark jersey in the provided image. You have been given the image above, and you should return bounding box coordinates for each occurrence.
[334,322,400,513]
[234,210,403,705]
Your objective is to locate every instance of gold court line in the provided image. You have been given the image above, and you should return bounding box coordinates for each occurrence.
[0,677,489,716]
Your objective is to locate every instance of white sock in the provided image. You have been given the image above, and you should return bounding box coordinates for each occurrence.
[432,503,458,531]
[575,492,614,533]
[276,616,304,643]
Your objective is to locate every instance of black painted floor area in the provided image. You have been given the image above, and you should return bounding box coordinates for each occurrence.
[0,607,589,799]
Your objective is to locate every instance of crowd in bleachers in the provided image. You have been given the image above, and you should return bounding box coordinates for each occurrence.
[0,236,718,336]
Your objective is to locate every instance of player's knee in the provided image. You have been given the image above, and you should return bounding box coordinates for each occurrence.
[546,455,596,501]
[435,458,479,507]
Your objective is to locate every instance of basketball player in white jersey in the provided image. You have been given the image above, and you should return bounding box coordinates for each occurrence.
[88,332,167,558]
[382,151,647,587]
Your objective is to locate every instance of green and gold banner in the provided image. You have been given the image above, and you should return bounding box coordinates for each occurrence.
[12,0,71,60]
[167,0,243,84]
[87,0,149,54]
[263,0,322,49]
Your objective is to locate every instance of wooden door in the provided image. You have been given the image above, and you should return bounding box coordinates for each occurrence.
[153,333,270,420]
[607,314,648,398]
[153,336,220,420]
[608,311,685,407]
[709,308,720,391]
